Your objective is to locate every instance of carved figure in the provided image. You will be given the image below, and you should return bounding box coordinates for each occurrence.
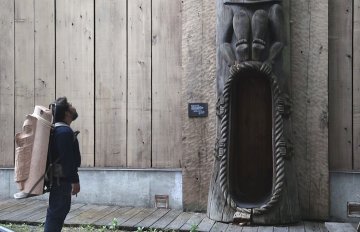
[14,106,52,198]
[220,0,284,74]
[208,0,300,225]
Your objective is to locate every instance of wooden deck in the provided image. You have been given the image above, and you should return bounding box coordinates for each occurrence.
[0,198,356,232]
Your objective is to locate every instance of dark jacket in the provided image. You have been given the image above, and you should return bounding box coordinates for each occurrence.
[51,123,81,183]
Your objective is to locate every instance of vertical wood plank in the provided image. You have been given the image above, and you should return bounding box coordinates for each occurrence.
[56,0,94,167]
[152,0,182,168]
[14,0,34,132]
[290,0,311,219]
[307,0,329,220]
[291,0,329,219]
[329,0,353,170]
[34,0,55,106]
[182,0,217,211]
[127,0,152,168]
[95,0,127,167]
[353,0,360,170]
[0,0,15,167]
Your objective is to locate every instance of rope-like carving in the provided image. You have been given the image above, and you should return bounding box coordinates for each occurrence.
[216,61,286,216]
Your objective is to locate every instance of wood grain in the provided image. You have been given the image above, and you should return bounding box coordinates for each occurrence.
[56,0,95,166]
[34,0,55,106]
[152,0,183,168]
[127,0,152,168]
[0,0,15,167]
[14,0,35,132]
[291,0,329,220]
[328,0,353,171]
[353,0,360,170]
[95,0,127,167]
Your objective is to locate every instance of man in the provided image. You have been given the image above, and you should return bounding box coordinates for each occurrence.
[44,97,81,232]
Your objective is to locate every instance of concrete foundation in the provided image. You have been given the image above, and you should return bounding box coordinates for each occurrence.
[330,171,360,223]
[0,168,183,209]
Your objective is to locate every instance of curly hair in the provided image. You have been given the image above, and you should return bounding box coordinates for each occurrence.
[53,97,70,122]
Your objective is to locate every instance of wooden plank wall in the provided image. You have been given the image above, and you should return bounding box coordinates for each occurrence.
[152,0,183,168]
[328,0,360,171]
[353,0,360,169]
[34,0,55,106]
[291,0,328,220]
[127,0,152,168]
[0,0,15,167]
[95,0,127,167]
[56,0,95,167]
[0,0,183,169]
[329,0,353,171]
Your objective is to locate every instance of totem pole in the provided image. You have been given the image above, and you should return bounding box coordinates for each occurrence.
[207,0,300,224]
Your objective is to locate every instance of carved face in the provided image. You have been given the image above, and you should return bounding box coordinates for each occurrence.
[15,116,36,148]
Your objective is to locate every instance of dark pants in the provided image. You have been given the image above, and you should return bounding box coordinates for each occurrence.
[44,181,72,232]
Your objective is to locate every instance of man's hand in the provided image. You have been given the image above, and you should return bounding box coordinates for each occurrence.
[71,183,80,196]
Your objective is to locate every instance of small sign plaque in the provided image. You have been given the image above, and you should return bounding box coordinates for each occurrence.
[188,103,208,118]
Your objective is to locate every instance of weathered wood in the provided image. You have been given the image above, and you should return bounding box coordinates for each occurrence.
[14,0,34,133]
[225,224,243,232]
[0,199,37,217]
[150,209,182,229]
[127,0,152,168]
[95,0,127,167]
[291,0,329,220]
[93,207,133,226]
[165,212,192,230]
[151,0,182,168]
[136,208,170,228]
[273,226,288,232]
[112,207,145,225]
[306,0,329,220]
[182,0,217,211]
[325,222,357,232]
[120,208,157,228]
[64,204,96,222]
[180,213,207,231]
[55,0,94,167]
[258,226,274,232]
[197,217,216,232]
[66,205,114,225]
[243,226,260,232]
[34,0,55,106]
[353,0,360,170]
[208,0,300,224]
[1,200,42,221]
[210,222,229,232]
[0,0,14,167]
[328,0,352,170]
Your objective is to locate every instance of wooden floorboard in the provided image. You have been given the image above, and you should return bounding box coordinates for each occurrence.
[92,206,132,226]
[210,222,229,232]
[150,209,182,229]
[226,224,244,232]
[197,216,216,232]
[136,208,170,228]
[0,198,355,232]
[165,211,193,230]
[180,212,207,231]
[120,207,157,228]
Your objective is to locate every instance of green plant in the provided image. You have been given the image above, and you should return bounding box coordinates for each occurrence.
[190,224,199,232]
[109,218,118,230]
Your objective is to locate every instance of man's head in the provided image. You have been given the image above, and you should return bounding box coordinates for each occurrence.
[53,97,78,124]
